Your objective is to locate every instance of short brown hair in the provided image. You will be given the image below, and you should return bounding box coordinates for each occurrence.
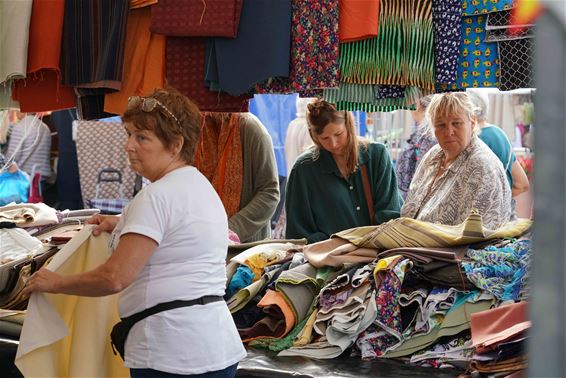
[307,99,362,175]
[122,87,202,164]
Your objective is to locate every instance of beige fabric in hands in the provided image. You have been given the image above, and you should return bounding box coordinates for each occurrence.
[15,226,128,377]
[303,238,378,268]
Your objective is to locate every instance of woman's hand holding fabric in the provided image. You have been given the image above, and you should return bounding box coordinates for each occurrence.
[22,268,63,295]
[86,214,120,236]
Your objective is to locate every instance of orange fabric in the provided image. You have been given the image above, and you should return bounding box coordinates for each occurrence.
[130,0,158,9]
[339,0,379,42]
[241,289,296,343]
[258,289,296,336]
[471,301,529,354]
[104,6,165,115]
[194,113,243,217]
[11,0,76,112]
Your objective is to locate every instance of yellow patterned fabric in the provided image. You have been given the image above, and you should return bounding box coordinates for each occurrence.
[334,211,532,250]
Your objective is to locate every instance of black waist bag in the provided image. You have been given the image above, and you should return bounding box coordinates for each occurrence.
[110,295,223,360]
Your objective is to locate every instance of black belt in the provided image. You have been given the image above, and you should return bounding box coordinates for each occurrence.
[111,295,224,360]
[122,295,224,324]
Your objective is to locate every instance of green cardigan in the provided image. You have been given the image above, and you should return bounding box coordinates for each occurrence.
[285,142,403,243]
[228,114,280,243]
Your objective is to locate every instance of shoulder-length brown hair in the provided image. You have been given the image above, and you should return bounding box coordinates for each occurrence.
[306,99,365,175]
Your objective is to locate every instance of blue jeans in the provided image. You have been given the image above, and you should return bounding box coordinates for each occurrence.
[130,363,238,378]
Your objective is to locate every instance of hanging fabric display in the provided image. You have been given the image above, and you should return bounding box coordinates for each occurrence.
[338,0,379,43]
[166,37,250,112]
[456,15,500,90]
[339,0,435,91]
[103,5,166,115]
[60,0,129,120]
[204,0,291,96]
[11,0,76,113]
[150,0,243,37]
[432,0,463,85]
[461,0,514,15]
[255,0,340,94]
[0,0,32,109]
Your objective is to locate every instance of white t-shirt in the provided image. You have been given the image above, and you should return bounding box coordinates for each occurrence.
[110,166,246,374]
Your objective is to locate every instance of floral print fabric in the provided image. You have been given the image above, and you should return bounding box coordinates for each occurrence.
[462,239,531,301]
[432,0,463,84]
[396,126,438,199]
[255,0,339,93]
[355,257,412,359]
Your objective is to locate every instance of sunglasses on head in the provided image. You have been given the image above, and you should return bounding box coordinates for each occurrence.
[127,96,182,130]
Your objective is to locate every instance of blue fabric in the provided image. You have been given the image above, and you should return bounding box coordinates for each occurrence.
[462,239,531,302]
[0,170,30,206]
[249,94,297,177]
[51,109,83,209]
[479,125,515,187]
[226,265,255,299]
[457,15,499,89]
[130,363,238,378]
[204,0,291,96]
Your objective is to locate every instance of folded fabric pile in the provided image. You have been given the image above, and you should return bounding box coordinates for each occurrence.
[227,213,532,376]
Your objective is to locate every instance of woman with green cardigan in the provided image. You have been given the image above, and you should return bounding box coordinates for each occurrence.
[285,99,403,243]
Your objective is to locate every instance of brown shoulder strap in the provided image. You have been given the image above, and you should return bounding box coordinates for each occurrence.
[360,164,374,225]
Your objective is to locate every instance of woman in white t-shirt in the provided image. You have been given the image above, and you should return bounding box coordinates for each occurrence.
[23,87,246,377]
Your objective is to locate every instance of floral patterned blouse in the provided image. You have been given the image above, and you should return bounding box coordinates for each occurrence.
[401,137,512,229]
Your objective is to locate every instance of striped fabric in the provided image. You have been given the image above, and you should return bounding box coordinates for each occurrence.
[6,116,52,178]
[339,0,435,90]
[323,83,431,112]
[60,0,129,119]
[334,211,532,250]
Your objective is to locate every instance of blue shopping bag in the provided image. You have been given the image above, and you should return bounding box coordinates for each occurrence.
[0,170,30,206]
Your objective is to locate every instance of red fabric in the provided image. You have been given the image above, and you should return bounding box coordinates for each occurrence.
[151,0,243,37]
[11,0,76,112]
[28,173,43,204]
[339,0,379,42]
[471,301,530,354]
[165,37,250,112]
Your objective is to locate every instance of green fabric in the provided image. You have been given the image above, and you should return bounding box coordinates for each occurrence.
[275,263,321,324]
[285,143,403,243]
[338,0,435,90]
[479,125,516,187]
[229,114,280,242]
[249,314,311,352]
[323,83,429,112]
